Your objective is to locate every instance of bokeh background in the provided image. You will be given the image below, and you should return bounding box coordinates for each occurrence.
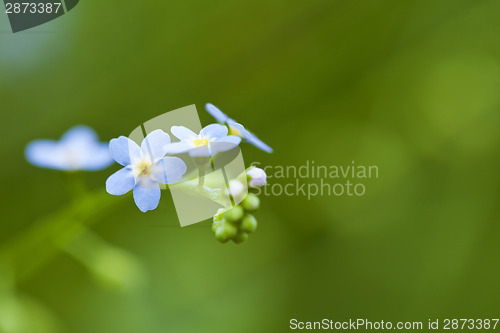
[2,0,500,332]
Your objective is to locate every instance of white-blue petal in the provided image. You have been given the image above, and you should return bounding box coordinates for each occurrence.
[200,124,228,139]
[81,143,114,170]
[171,126,197,141]
[188,145,211,157]
[245,134,273,153]
[106,168,135,195]
[133,183,161,212]
[25,140,68,170]
[141,129,171,160]
[215,135,242,145]
[150,156,187,184]
[229,122,273,153]
[165,142,193,154]
[109,136,141,166]
[210,136,241,154]
[60,125,98,145]
[227,121,248,136]
[205,103,230,123]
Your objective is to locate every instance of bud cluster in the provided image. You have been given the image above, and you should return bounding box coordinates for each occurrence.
[211,167,266,244]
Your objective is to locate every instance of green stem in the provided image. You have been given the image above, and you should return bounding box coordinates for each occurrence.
[0,188,126,282]
[197,166,205,189]
[62,171,87,199]
[175,180,229,207]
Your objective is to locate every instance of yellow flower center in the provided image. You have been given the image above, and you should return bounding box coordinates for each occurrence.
[229,126,242,137]
[136,161,152,176]
[194,138,209,146]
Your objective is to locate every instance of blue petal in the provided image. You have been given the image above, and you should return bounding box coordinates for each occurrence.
[133,183,161,212]
[109,136,141,166]
[215,135,241,145]
[141,129,171,161]
[245,134,273,153]
[60,125,98,145]
[106,168,135,195]
[188,145,211,157]
[205,103,230,123]
[171,126,197,141]
[165,142,193,154]
[25,140,68,170]
[210,136,241,154]
[151,156,187,184]
[79,143,114,170]
[200,124,228,139]
[229,122,273,153]
[227,121,247,135]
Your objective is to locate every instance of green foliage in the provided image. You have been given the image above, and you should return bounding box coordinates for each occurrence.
[2,0,500,332]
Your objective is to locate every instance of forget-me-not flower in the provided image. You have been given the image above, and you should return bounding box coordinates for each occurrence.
[106,130,187,212]
[25,125,113,171]
[205,103,273,153]
[166,124,241,157]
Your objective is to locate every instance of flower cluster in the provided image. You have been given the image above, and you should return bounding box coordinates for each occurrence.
[25,104,273,244]
[105,124,241,212]
[105,104,272,214]
[211,166,267,244]
[17,104,273,330]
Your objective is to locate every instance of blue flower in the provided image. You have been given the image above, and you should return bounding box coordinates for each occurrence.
[25,125,113,171]
[167,124,241,157]
[106,130,187,212]
[205,103,273,153]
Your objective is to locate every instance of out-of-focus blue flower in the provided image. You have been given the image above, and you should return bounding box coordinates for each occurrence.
[25,125,113,171]
[106,130,187,212]
[205,103,273,153]
[167,124,241,157]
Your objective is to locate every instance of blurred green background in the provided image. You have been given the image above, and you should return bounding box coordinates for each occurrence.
[2,0,500,332]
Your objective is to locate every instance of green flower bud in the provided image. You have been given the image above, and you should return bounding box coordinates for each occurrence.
[215,227,230,243]
[241,193,260,212]
[232,231,248,244]
[215,222,238,243]
[223,205,244,222]
[223,222,238,237]
[240,214,258,233]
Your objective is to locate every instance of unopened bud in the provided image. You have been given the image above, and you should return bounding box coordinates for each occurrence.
[240,214,258,233]
[223,205,244,222]
[241,193,260,212]
[228,180,245,201]
[215,223,237,243]
[229,180,245,197]
[232,231,248,244]
[247,167,267,187]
